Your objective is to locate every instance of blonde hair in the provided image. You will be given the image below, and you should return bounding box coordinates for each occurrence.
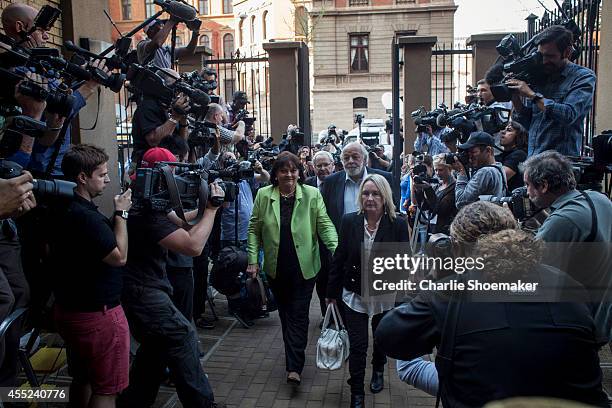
[433,153,451,169]
[357,174,397,220]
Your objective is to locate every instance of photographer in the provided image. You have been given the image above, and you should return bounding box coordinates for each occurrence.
[297,146,315,178]
[130,68,190,169]
[119,161,225,407]
[524,150,612,343]
[279,124,305,156]
[1,3,108,175]
[413,154,457,235]
[496,121,528,191]
[507,25,596,157]
[376,202,609,407]
[137,17,199,69]
[413,124,451,157]
[452,131,507,209]
[226,91,249,128]
[0,172,35,386]
[367,145,391,171]
[205,103,245,153]
[50,145,132,408]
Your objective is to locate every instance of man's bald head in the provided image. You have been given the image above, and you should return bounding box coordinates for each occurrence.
[1,3,49,47]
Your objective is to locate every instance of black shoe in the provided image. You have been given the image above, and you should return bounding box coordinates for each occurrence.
[370,370,384,393]
[196,317,215,329]
[350,394,365,408]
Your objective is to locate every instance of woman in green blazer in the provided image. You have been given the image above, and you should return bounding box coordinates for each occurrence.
[247,151,337,385]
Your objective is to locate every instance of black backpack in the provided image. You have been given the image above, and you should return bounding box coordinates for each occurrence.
[209,246,248,296]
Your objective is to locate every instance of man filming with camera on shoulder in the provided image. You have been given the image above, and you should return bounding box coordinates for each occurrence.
[119,148,226,408]
[507,25,596,157]
[130,68,190,171]
[451,131,507,209]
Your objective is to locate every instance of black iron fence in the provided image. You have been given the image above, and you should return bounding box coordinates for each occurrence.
[431,41,473,108]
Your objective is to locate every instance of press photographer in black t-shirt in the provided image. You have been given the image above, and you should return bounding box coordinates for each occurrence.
[495,121,528,192]
[119,152,225,408]
[130,68,190,172]
[50,144,132,407]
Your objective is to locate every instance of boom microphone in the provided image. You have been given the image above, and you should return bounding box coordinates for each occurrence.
[153,0,197,22]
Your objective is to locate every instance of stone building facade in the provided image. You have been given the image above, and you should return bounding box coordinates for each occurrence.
[311,0,456,133]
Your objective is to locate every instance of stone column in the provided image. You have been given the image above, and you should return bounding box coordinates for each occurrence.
[398,36,437,153]
[467,33,508,83]
[595,0,611,133]
[61,0,118,216]
[262,41,311,144]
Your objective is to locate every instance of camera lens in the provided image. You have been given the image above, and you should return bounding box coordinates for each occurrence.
[32,179,76,199]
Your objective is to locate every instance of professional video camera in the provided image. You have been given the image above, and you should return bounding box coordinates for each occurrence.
[436,103,510,142]
[132,161,222,215]
[234,108,256,134]
[479,186,539,222]
[490,5,583,102]
[62,41,126,92]
[183,69,218,96]
[247,143,278,171]
[0,159,75,199]
[126,64,210,113]
[411,105,446,132]
[569,131,612,192]
[280,126,305,155]
[187,120,216,150]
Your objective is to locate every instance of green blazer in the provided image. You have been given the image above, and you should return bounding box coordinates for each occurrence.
[247,183,338,280]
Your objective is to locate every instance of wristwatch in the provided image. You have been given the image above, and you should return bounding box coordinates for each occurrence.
[114,210,129,220]
[530,92,544,102]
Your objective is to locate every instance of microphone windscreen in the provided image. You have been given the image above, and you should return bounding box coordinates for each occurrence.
[163,1,197,21]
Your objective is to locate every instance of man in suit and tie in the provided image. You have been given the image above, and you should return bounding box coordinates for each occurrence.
[306,151,336,318]
[321,142,395,231]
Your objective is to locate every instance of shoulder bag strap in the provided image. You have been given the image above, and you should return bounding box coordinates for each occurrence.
[580,191,598,242]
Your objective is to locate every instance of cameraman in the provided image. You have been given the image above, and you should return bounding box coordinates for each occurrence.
[226,91,249,128]
[279,124,304,156]
[524,150,612,343]
[50,145,132,407]
[1,3,108,175]
[119,157,225,407]
[413,124,451,157]
[130,68,190,170]
[205,103,245,152]
[452,131,507,209]
[507,25,596,157]
[137,17,199,69]
[368,145,391,171]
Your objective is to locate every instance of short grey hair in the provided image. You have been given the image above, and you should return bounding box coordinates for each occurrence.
[313,150,333,165]
[523,150,576,193]
[342,141,368,161]
[205,103,223,122]
[357,174,397,220]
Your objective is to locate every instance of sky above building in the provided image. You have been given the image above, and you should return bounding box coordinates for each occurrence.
[454,0,560,38]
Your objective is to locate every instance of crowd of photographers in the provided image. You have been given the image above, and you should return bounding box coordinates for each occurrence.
[0,3,611,407]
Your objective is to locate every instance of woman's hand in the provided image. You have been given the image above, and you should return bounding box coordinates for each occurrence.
[246,263,259,277]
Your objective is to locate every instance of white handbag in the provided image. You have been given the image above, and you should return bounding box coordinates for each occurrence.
[316,303,350,371]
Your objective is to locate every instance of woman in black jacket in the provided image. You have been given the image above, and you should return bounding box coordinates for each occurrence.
[326,174,410,408]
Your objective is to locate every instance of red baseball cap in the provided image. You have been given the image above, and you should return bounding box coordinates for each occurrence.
[141,147,176,169]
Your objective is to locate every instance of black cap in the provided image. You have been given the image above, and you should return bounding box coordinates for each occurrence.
[458,131,496,150]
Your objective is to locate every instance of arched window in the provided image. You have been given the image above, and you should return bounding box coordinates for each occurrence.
[223,33,235,58]
[199,34,210,48]
[238,19,244,47]
[353,97,368,109]
[250,15,256,44]
[262,11,268,40]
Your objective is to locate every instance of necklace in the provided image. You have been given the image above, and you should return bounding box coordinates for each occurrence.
[280,189,296,199]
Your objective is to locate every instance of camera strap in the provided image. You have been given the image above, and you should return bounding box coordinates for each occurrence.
[554,191,598,243]
[44,113,73,178]
[481,164,508,196]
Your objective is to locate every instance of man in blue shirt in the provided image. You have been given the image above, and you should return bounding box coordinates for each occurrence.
[413,124,451,157]
[508,25,596,157]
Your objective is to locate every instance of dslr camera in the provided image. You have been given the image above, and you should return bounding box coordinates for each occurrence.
[0,159,75,199]
[479,186,538,222]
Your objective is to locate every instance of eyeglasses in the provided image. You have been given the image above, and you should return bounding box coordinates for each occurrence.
[361,190,381,198]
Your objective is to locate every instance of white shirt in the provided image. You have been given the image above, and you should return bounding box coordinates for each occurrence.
[343,168,368,215]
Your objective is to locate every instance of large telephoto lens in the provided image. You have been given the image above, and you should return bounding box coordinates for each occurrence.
[32,179,76,199]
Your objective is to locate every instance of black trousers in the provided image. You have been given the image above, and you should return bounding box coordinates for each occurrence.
[119,285,214,408]
[343,304,388,395]
[269,266,316,374]
[192,245,209,320]
[167,266,194,323]
[0,222,30,386]
[315,244,331,318]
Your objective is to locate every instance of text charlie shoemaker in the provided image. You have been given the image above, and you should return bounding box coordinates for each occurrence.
[372,279,540,293]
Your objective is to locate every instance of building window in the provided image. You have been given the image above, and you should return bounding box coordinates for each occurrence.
[223,33,234,58]
[353,97,368,109]
[349,0,369,5]
[198,0,208,15]
[250,15,256,44]
[121,0,132,20]
[350,34,369,73]
[294,7,308,39]
[262,11,268,40]
[238,19,244,47]
[145,0,155,18]
[223,0,233,14]
[224,79,236,101]
[199,34,210,48]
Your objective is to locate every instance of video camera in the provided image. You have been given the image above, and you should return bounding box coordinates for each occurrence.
[234,108,256,134]
[0,159,75,199]
[411,105,446,132]
[248,144,278,171]
[183,69,218,96]
[436,103,510,142]
[490,18,583,102]
[126,64,210,114]
[568,131,612,192]
[187,120,216,150]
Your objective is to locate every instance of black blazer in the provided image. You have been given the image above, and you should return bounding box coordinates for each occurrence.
[327,212,410,299]
[305,176,318,188]
[320,168,395,231]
